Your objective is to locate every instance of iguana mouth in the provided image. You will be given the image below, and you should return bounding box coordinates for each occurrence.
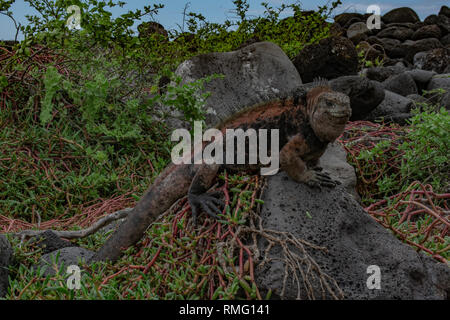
[327,111,350,118]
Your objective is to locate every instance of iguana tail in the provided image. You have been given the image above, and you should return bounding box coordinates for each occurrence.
[90,164,195,263]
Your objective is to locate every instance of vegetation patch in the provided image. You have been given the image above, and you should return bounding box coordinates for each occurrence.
[338,107,449,262]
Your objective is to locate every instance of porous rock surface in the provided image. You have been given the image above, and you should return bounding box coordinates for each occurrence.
[39,247,95,277]
[0,235,12,297]
[174,41,303,128]
[255,171,449,300]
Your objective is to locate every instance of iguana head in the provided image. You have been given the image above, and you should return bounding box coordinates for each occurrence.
[306,85,351,143]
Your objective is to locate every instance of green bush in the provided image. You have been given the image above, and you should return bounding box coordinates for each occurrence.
[398,107,449,189]
[360,107,450,196]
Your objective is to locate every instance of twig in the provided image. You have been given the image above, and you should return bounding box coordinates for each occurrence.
[9,208,132,240]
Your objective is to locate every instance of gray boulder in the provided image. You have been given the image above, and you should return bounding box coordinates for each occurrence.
[39,247,95,277]
[405,69,437,85]
[329,22,346,37]
[364,90,414,124]
[427,74,450,91]
[30,230,76,255]
[385,22,417,30]
[364,65,406,82]
[412,25,442,41]
[255,172,449,299]
[441,34,450,46]
[382,58,412,68]
[402,38,443,62]
[174,41,302,128]
[356,41,386,62]
[424,14,438,25]
[329,76,385,120]
[413,48,450,74]
[406,94,429,109]
[137,21,168,40]
[424,14,450,36]
[438,92,450,110]
[293,36,358,83]
[412,22,426,31]
[438,15,450,35]
[413,52,429,70]
[439,5,450,18]
[377,26,414,41]
[366,36,384,47]
[342,18,365,30]
[346,22,370,43]
[378,38,406,58]
[426,74,450,108]
[0,235,12,297]
[383,72,418,97]
[407,69,438,96]
[334,13,365,28]
[382,7,420,24]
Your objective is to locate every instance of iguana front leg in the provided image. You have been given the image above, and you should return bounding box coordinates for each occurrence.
[188,163,224,224]
[280,134,336,188]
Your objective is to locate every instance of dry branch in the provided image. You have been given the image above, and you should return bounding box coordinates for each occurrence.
[9,208,132,240]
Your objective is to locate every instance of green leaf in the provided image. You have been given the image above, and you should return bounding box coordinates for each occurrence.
[40,66,62,126]
[0,75,8,90]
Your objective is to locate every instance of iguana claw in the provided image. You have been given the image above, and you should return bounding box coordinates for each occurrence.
[306,170,337,189]
[188,192,225,225]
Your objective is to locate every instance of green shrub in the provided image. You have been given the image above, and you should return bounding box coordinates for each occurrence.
[398,107,449,189]
[360,107,449,196]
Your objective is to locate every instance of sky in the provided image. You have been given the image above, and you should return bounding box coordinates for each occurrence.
[0,0,448,40]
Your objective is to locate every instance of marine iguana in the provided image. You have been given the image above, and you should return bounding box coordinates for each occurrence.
[90,83,352,263]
